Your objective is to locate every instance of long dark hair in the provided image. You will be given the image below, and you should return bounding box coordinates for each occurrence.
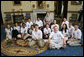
[61,24,68,33]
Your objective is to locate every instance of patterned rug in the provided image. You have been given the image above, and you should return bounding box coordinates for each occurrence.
[1,39,48,56]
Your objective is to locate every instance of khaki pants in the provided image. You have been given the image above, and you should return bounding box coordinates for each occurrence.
[67,38,81,46]
[6,34,12,40]
[21,34,31,39]
[28,39,45,48]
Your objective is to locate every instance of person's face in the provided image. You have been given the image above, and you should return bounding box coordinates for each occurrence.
[64,18,66,22]
[31,26,34,29]
[46,13,50,17]
[54,20,56,24]
[46,25,49,28]
[54,26,58,32]
[37,18,40,21]
[28,19,30,22]
[74,25,78,30]
[22,20,24,23]
[23,24,26,28]
[7,25,10,29]
[15,23,18,26]
[35,26,38,31]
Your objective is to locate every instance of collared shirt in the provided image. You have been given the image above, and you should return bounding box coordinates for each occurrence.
[51,24,59,31]
[68,26,75,35]
[43,28,51,34]
[35,20,43,27]
[72,29,81,39]
[26,22,33,29]
[21,27,28,34]
[5,27,12,35]
[32,30,42,39]
[13,26,20,32]
[49,31,64,42]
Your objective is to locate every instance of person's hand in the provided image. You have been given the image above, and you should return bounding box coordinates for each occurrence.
[46,35,48,38]
[69,38,73,42]
[37,38,42,41]
[63,44,66,49]
[33,38,37,40]
[74,38,78,40]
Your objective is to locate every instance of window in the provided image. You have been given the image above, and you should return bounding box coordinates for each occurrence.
[71,1,82,5]
[13,1,21,6]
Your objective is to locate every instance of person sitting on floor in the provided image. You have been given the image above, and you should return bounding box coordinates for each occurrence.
[43,24,51,39]
[26,18,33,30]
[51,19,59,32]
[21,23,32,39]
[35,17,43,30]
[12,22,21,40]
[61,24,69,41]
[28,24,45,48]
[48,26,66,49]
[68,23,75,37]
[67,24,82,46]
[28,25,35,35]
[5,24,12,41]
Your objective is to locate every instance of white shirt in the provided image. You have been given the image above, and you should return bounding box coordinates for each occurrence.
[43,28,51,34]
[21,27,28,34]
[49,31,64,42]
[72,29,81,39]
[61,29,69,36]
[13,26,20,32]
[61,21,69,29]
[26,22,33,29]
[32,30,42,39]
[68,26,75,36]
[35,20,43,27]
[51,24,59,31]
[5,28,12,35]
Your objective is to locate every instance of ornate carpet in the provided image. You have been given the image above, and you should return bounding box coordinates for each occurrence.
[1,39,48,56]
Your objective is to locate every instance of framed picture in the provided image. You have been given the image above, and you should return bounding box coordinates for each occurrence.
[71,1,82,5]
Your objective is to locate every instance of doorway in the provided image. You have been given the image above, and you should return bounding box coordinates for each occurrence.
[54,1,68,18]
[37,13,46,21]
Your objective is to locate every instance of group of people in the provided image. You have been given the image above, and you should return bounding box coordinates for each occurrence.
[5,11,83,49]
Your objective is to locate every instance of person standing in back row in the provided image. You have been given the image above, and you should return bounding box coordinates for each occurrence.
[43,11,53,26]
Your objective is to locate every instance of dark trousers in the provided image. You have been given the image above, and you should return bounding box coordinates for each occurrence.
[12,30,20,38]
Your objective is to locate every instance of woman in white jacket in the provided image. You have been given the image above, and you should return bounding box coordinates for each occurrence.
[5,24,12,40]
